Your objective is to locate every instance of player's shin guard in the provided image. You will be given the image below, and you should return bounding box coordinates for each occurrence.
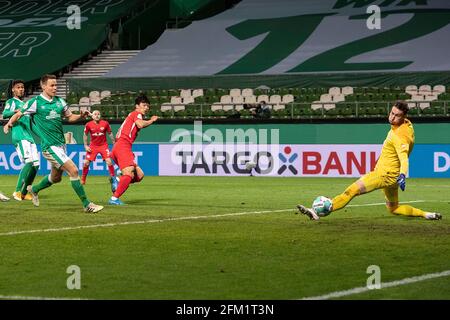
[32,174,53,193]
[70,177,91,208]
[113,174,132,198]
[16,163,32,192]
[390,205,426,218]
[21,164,38,196]
[108,165,115,177]
[331,183,361,212]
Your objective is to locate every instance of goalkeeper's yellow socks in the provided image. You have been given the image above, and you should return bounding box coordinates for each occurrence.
[331,182,361,212]
[70,177,90,208]
[390,205,426,218]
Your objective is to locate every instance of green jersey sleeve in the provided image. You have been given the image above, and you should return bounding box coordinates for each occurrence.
[21,99,38,115]
[2,100,15,119]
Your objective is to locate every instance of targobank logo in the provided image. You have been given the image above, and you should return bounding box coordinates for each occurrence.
[278,146,298,175]
[161,121,283,176]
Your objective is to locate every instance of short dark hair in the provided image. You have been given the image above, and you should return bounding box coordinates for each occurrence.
[394,100,409,115]
[12,79,25,87]
[40,74,56,86]
[135,94,150,106]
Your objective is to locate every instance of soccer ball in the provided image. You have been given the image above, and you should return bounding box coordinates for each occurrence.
[312,196,333,217]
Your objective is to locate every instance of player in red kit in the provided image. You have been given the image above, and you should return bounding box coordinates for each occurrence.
[108,95,158,205]
[81,110,116,189]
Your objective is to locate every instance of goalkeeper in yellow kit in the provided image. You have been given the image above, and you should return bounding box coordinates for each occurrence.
[297,101,442,221]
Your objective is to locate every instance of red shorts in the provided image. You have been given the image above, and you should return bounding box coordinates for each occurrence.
[111,143,136,170]
[86,145,111,161]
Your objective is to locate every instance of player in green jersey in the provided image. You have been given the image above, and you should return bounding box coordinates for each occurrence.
[2,79,39,201]
[3,74,103,213]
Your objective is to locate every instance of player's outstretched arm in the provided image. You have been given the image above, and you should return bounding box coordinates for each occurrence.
[136,115,158,129]
[3,110,23,134]
[66,110,91,123]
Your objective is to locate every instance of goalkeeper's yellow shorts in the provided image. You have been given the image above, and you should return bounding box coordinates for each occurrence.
[358,170,400,205]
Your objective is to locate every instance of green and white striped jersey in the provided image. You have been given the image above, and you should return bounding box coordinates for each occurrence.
[21,94,71,152]
[2,97,34,145]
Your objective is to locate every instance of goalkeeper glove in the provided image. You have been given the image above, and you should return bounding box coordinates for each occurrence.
[397,173,406,191]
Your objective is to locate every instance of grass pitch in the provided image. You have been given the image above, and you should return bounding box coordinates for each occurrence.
[0,175,449,300]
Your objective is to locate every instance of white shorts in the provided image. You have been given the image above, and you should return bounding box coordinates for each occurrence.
[16,140,40,166]
[42,145,70,169]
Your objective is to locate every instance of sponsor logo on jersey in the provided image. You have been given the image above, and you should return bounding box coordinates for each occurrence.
[45,109,61,120]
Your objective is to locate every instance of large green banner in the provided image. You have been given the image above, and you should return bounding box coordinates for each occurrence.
[0,0,144,81]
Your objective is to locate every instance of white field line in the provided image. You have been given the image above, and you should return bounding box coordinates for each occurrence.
[0,200,429,237]
[0,295,88,300]
[301,269,450,300]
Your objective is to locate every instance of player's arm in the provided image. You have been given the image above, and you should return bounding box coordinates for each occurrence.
[108,131,115,144]
[3,110,23,134]
[135,115,158,129]
[2,101,15,119]
[106,123,115,144]
[66,110,91,122]
[83,132,91,152]
[393,135,410,191]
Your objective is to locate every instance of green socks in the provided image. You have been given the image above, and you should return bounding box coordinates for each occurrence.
[16,163,32,192]
[32,175,53,194]
[21,165,38,196]
[70,178,90,208]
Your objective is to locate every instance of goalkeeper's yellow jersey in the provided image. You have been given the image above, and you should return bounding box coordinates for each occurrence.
[375,118,414,176]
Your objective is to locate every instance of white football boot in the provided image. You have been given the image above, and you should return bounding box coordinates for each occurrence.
[425,212,442,220]
[296,204,320,221]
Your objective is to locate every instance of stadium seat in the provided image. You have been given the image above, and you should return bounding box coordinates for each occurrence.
[433,85,445,95]
[418,85,432,96]
[341,86,354,96]
[257,95,269,103]
[241,88,253,97]
[180,89,191,98]
[232,96,244,110]
[183,96,195,105]
[230,88,241,97]
[89,91,100,100]
[161,103,173,113]
[328,87,340,95]
[320,94,332,102]
[269,95,282,105]
[100,90,111,99]
[405,85,418,96]
[90,96,101,105]
[282,94,294,103]
[244,95,257,104]
[174,105,185,112]
[332,94,345,103]
[79,97,90,107]
[192,89,204,98]
[170,96,182,104]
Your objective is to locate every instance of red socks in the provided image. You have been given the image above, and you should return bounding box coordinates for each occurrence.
[81,166,89,182]
[113,174,132,198]
[108,165,115,177]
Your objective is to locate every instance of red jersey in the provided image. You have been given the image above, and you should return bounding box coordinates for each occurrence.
[84,120,112,147]
[115,111,143,145]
